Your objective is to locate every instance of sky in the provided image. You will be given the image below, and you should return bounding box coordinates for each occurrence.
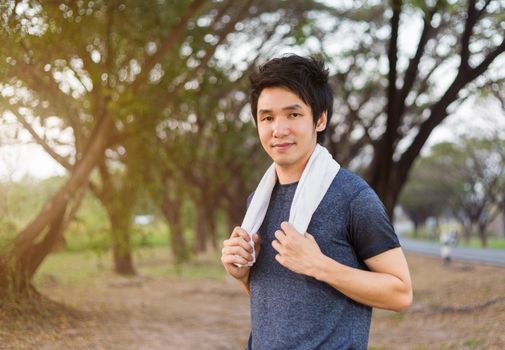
[0,113,71,181]
[0,143,67,181]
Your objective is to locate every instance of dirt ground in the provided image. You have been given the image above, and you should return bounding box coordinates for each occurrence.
[1,252,504,350]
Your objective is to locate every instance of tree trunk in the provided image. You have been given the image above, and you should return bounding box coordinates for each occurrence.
[225,196,247,231]
[413,221,419,238]
[221,175,249,238]
[477,223,488,248]
[107,208,136,276]
[11,115,113,253]
[161,193,190,264]
[434,216,441,241]
[365,158,406,220]
[92,159,137,276]
[23,208,66,282]
[501,207,505,239]
[0,207,66,295]
[208,207,217,251]
[0,115,114,295]
[463,223,472,244]
[111,235,135,275]
[193,204,208,253]
[169,217,190,264]
[192,197,219,253]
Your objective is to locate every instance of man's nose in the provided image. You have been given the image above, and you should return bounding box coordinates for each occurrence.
[272,119,289,137]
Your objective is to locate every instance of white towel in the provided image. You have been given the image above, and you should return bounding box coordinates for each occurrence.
[238,144,340,267]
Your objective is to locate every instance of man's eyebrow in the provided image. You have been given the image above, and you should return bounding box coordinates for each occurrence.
[258,108,272,115]
[258,104,303,115]
[282,104,303,111]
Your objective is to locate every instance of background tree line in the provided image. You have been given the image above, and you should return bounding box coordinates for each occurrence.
[0,0,504,296]
[400,131,505,247]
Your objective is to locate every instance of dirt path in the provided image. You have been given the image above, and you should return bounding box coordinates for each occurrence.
[1,275,251,350]
[1,253,504,349]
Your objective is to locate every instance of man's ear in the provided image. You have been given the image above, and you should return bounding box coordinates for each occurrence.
[316,111,327,131]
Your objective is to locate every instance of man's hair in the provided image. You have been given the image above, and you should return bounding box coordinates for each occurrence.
[249,54,333,144]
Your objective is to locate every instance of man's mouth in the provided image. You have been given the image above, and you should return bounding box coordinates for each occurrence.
[272,142,295,150]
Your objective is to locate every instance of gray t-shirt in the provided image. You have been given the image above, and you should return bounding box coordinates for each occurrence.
[246,168,400,350]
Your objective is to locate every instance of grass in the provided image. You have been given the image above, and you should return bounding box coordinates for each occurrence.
[33,244,227,290]
[387,312,405,322]
[461,238,505,250]
[62,222,172,253]
[132,243,227,280]
[34,249,109,288]
[463,338,484,349]
[404,230,505,250]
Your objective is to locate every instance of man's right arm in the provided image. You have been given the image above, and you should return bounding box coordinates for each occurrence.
[239,277,251,296]
[221,227,260,296]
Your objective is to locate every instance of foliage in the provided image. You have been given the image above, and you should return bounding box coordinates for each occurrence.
[320,0,505,213]
[399,135,505,246]
[399,153,454,235]
[0,176,66,247]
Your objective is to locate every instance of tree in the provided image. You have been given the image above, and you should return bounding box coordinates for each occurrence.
[322,0,505,215]
[398,155,453,237]
[405,137,505,247]
[0,0,208,293]
[455,137,505,246]
[0,0,336,293]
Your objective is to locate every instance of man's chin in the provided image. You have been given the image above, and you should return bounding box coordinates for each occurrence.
[273,157,294,168]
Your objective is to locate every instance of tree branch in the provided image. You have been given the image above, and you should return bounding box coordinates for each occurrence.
[159,0,255,110]
[398,2,440,113]
[476,0,492,20]
[469,36,505,79]
[13,111,73,170]
[386,0,401,119]
[459,0,478,72]
[129,0,206,93]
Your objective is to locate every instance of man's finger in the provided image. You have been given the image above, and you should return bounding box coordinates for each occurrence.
[225,237,253,252]
[222,254,249,266]
[274,229,286,243]
[230,226,250,241]
[271,239,283,254]
[280,221,300,236]
[223,246,253,260]
[274,254,285,266]
[252,233,261,249]
[305,232,315,241]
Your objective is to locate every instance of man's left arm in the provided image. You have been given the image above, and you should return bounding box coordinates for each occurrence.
[312,246,412,312]
[272,222,413,312]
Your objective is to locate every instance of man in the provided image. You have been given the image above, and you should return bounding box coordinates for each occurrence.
[221,55,412,350]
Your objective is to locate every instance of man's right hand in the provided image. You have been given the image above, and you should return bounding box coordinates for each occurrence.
[221,227,261,283]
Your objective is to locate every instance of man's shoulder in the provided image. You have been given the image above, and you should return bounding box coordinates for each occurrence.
[329,167,371,199]
[246,168,372,206]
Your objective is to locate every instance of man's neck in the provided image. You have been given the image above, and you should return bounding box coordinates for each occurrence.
[275,166,303,185]
[274,143,319,184]
[275,152,313,185]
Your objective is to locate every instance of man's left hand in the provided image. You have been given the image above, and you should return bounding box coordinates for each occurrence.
[272,221,324,277]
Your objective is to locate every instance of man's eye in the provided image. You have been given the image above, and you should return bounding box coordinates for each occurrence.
[290,113,300,118]
[262,116,273,121]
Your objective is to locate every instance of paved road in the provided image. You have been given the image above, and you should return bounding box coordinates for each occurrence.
[399,237,505,267]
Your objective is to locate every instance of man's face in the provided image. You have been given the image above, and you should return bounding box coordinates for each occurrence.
[256,87,326,172]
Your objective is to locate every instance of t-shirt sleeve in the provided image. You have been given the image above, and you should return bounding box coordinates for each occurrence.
[348,187,401,261]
